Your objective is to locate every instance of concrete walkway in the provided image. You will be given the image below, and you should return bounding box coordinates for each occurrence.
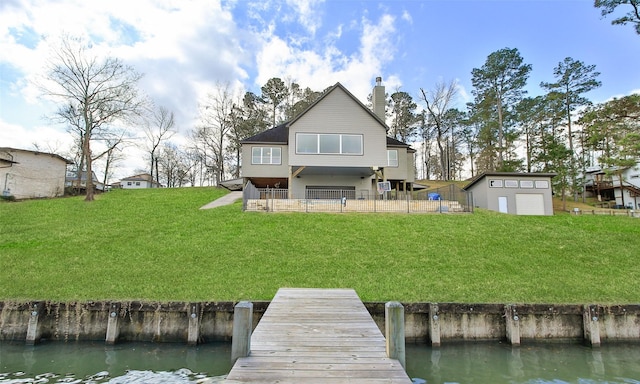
[200,191,242,210]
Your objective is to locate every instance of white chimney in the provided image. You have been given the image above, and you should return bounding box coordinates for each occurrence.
[372,76,385,121]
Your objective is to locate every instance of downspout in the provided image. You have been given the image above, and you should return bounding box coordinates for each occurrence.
[3,173,9,194]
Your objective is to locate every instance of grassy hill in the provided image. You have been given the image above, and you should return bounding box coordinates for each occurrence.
[1,187,638,304]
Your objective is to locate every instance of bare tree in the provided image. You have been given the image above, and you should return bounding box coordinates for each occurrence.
[193,82,235,185]
[41,35,147,201]
[158,142,191,188]
[144,106,176,186]
[420,80,459,180]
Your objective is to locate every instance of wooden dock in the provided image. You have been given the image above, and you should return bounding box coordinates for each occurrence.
[225,288,413,383]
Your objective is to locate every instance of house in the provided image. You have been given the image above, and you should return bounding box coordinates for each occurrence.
[584,165,640,209]
[118,173,162,189]
[240,79,416,200]
[65,170,107,192]
[463,172,556,215]
[0,147,72,199]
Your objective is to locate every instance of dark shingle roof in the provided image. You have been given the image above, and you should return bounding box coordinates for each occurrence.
[241,122,289,144]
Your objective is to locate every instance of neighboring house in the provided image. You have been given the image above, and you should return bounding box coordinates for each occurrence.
[584,165,640,209]
[118,173,162,189]
[0,147,72,199]
[65,170,106,192]
[463,172,556,215]
[240,79,416,199]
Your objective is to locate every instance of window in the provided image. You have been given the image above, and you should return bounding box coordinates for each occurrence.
[505,180,518,188]
[127,181,132,186]
[319,134,340,154]
[296,133,363,155]
[341,135,362,154]
[489,179,503,188]
[520,180,534,188]
[296,134,317,154]
[387,150,398,167]
[252,147,281,164]
[135,182,140,186]
[535,180,549,189]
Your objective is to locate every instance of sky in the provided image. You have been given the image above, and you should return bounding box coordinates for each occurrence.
[1,0,639,181]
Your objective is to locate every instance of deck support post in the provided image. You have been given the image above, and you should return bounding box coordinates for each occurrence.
[505,304,521,346]
[25,302,43,345]
[583,304,601,347]
[428,303,441,347]
[187,303,200,346]
[105,303,121,345]
[385,301,406,369]
[231,301,253,363]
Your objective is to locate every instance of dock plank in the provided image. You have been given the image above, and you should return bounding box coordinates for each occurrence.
[225,288,412,383]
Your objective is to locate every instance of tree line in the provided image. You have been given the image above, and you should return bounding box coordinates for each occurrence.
[40,1,639,202]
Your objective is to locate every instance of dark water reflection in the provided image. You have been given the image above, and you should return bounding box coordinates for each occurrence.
[1,341,639,383]
[0,341,231,382]
[406,342,640,384]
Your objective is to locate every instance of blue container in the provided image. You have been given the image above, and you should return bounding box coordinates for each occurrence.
[428,192,441,200]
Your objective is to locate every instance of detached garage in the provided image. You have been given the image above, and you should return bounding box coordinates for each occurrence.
[463,172,556,216]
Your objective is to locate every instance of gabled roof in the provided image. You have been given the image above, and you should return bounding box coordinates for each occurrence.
[463,172,557,190]
[288,82,388,129]
[241,82,413,149]
[0,147,73,165]
[121,173,157,182]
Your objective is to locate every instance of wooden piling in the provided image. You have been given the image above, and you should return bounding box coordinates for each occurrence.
[25,302,43,345]
[187,303,200,346]
[429,303,441,347]
[583,304,601,347]
[231,301,253,364]
[385,301,406,369]
[505,305,521,346]
[105,303,121,345]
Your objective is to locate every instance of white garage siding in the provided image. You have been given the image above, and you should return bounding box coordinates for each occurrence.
[515,194,545,215]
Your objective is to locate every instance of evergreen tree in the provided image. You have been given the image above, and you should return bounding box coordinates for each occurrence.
[388,91,418,143]
[541,57,601,201]
[471,47,532,170]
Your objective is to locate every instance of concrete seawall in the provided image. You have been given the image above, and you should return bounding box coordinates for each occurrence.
[1,301,638,346]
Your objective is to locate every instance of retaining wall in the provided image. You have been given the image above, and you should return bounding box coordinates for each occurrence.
[1,301,638,346]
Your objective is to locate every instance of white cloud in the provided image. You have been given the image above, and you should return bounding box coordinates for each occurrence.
[0,118,72,153]
[255,13,398,102]
[285,0,325,36]
[401,10,413,24]
[0,0,408,180]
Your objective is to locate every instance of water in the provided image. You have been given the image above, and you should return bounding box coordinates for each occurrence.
[405,342,640,384]
[1,341,639,383]
[0,341,231,383]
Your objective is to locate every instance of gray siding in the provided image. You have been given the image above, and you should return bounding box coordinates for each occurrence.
[468,175,554,215]
[288,88,387,168]
[384,148,415,182]
[241,144,289,178]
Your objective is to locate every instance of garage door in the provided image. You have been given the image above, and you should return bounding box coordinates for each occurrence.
[515,194,545,215]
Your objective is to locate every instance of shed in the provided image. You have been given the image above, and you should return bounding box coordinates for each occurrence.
[0,147,73,199]
[463,172,556,215]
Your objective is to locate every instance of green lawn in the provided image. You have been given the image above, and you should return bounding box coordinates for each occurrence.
[1,187,638,304]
